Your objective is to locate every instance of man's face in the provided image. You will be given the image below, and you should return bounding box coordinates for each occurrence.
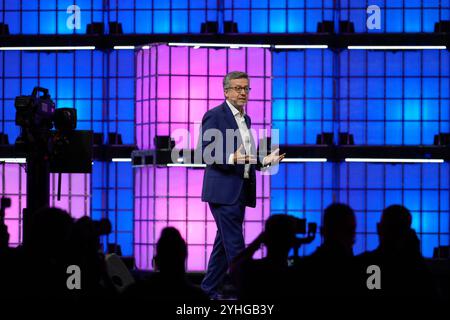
[224,78,250,108]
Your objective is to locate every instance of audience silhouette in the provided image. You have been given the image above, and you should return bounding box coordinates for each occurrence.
[123,227,208,301]
[357,204,438,298]
[230,214,297,300]
[294,203,358,296]
[0,202,446,302]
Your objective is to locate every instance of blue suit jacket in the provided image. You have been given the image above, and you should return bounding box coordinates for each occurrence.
[199,102,264,207]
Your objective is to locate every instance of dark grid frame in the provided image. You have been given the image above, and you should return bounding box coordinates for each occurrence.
[0,49,135,254]
[134,44,272,271]
[271,47,450,257]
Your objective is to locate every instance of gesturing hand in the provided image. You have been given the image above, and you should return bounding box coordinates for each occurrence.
[233,144,256,164]
[264,148,286,166]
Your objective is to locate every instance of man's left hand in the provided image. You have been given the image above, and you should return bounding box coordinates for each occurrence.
[264,148,286,166]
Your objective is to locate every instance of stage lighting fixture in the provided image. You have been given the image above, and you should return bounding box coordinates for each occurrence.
[316,132,334,145]
[93,133,104,145]
[339,21,355,33]
[154,136,175,150]
[109,22,123,35]
[224,21,238,33]
[107,133,123,145]
[200,21,218,34]
[338,132,354,145]
[434,133,450,146]
[0,133,9,145]
[433,246,450,259]
[317,21,334,33]
[0,23,9,35]
[86,22,105,35]
[434,21,450,33]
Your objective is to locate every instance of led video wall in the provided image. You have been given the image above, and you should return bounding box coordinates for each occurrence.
[1,0,448,34]
[134,45,272,270]
[0,1,449,270]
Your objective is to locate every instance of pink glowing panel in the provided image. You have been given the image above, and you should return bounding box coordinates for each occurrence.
[155,198,168,221]
[209,49,227,76]
[150,76,156,98]
[51,196,69,213]
[265,101,272,120]
[136,125,142,149]
[169,221,187,241]
[136,101,142,123]
[247,101,265,124]
[170,76,189,99]
[187,170,203,197]
[157,45,170,74]
[142,49,150,76]
[188,245,206,271]
[208,76,224,100]
[171,122,191,149]
[245,221,264,244]
[49,173,90,219]
[157,99,170,122]
[156,123,169,136]
[250,77,264,100]
[6,193,22,220]
[206,245,213,263]
[168,198,187,220]
[136,80,142,101]
[209,99,224,110]
[189,48,208,75]
[5,219,19,244]
[189,100,207,124]
[142,78,149,100]
[157,76,170,98]
[136,245,154,270]
[265,80,272,100]
[71,174,87,195]
[189,123,202,152]
[134,198,141,221]
[171,47,188,75]
[246,199,264,221]
[134,44,272,270]
[149,100,156,122]
[136,50,143,78]
[71,196,88,219]
[4,164,22,195]
[187,198,205,220]
[141,100,149,124]
[169,168,186,196]
[228,48,246,72]
[206,221,218,245]
[190,76,208,99]
[187,222,206,244]
[248,49,265,77]
[170,99,188,123]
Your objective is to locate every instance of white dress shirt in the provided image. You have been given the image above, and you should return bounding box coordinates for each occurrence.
[226,100,252,179]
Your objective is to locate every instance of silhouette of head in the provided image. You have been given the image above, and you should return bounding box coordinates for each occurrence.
[154,227,187,275]
[378,205,417,253]
[28,207,74,258]
[321,203,356,250]
[264,214,297,258]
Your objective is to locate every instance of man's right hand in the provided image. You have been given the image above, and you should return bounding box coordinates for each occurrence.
[233,144,256,164]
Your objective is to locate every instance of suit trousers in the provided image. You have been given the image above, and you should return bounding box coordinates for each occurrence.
[200,179,250,296]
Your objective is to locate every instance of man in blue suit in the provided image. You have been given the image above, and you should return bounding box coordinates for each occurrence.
[199,71,285,298]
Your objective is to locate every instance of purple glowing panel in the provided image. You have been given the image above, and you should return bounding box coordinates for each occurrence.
[49,173,91,219]
[0,164,26,247]
[135,44,272,271]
